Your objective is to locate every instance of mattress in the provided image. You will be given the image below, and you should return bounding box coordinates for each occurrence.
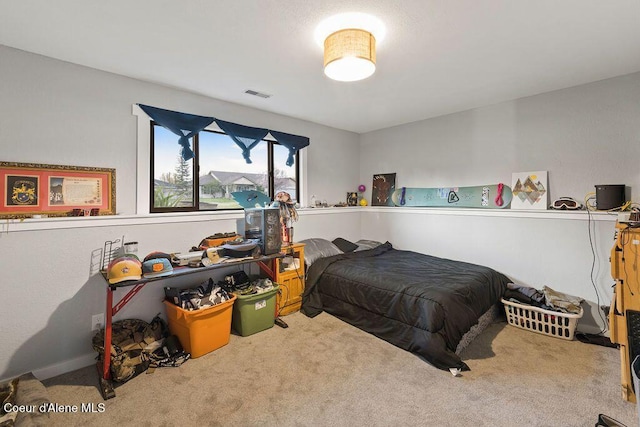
[301,242,510,370]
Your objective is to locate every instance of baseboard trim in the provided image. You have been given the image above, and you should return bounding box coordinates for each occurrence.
[32,353,96,381]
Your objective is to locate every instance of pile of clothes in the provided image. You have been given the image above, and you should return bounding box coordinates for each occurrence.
[232,278,275,296]
[164,278,231,311]
[165,275,277,311]
[217,270,276,295]
[504,283,583,314]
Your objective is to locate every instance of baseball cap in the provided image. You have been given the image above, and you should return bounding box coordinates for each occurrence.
[142,258,173,278]
[143,251,173,263]
[119,253,140,262]
[107,257,143,284]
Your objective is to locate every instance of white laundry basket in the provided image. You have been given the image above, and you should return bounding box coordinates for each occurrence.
[501,298,583,340]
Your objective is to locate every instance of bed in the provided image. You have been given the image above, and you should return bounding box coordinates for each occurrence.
[300,239,510,371]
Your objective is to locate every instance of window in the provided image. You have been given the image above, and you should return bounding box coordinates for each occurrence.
[150,123,299,212]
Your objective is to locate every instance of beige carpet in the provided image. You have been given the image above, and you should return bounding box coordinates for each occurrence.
[44,312,637,426]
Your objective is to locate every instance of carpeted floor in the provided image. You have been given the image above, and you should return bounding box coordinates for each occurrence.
[43,312,638,426]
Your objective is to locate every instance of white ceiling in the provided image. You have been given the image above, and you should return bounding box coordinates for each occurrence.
[1,0,639,134]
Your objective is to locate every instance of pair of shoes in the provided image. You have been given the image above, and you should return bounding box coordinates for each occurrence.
[595,413,627,427]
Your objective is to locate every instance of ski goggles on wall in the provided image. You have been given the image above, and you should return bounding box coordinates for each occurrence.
[549,197,583,210]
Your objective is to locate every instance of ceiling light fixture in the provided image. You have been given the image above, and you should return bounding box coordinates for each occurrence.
[324,29,376,82]
[315,13,385,83]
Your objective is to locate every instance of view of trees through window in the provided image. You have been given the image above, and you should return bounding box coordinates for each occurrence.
[151,124,298,212]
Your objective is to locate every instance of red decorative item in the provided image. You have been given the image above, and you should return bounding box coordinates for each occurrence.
[281,225,294,245]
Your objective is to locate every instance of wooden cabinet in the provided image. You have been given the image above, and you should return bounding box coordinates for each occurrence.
[609,222,640,402]
[273,243,305,316]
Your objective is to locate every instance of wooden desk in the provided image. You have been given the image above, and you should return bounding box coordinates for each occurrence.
[609,222,640,402]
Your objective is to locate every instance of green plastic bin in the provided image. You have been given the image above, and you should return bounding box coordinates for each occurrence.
[232,286,279,336]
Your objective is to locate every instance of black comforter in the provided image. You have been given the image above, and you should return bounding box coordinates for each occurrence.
[301,242,510,370]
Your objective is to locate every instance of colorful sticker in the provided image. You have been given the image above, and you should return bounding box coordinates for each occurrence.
[482,187,489,206]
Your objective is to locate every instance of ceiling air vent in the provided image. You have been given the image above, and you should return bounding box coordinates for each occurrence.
[244,89,271,99]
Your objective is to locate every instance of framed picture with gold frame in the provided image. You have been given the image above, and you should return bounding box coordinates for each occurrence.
[0,161,115,218]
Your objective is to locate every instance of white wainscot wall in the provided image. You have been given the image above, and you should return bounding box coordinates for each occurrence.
[0,208,361,382]
[360,207,617,335]
[0,206,614,381]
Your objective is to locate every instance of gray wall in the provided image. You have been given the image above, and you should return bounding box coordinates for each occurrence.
[0,45,360,211]
[1,43,639,381]
[360,72,640,199]
[359,72,640,334]
[0,45,360,380]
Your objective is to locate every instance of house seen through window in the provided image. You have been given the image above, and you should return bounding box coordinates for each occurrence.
[151,124,299,212]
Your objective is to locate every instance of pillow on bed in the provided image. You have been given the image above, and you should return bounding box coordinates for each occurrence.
[332,238,358,253]
[354,239,383,251]
[299,238,343,266]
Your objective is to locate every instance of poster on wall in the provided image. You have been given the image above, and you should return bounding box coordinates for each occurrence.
[371,173,396,207]
[511,171,548,210]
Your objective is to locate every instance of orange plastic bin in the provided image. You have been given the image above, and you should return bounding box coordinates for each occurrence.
[163,294,236,358]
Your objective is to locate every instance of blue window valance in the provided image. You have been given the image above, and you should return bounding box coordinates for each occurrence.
[138,104,309,165]
[215,119,269,164]
[138,104,214,161]
[269,130,311,166]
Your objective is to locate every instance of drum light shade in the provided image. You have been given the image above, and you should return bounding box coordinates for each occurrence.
[324,29,376,82]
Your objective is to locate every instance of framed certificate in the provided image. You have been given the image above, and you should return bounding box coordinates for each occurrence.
[0,161,115,218]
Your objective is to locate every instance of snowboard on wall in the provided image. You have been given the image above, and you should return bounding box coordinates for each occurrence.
[391,184,512,209]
